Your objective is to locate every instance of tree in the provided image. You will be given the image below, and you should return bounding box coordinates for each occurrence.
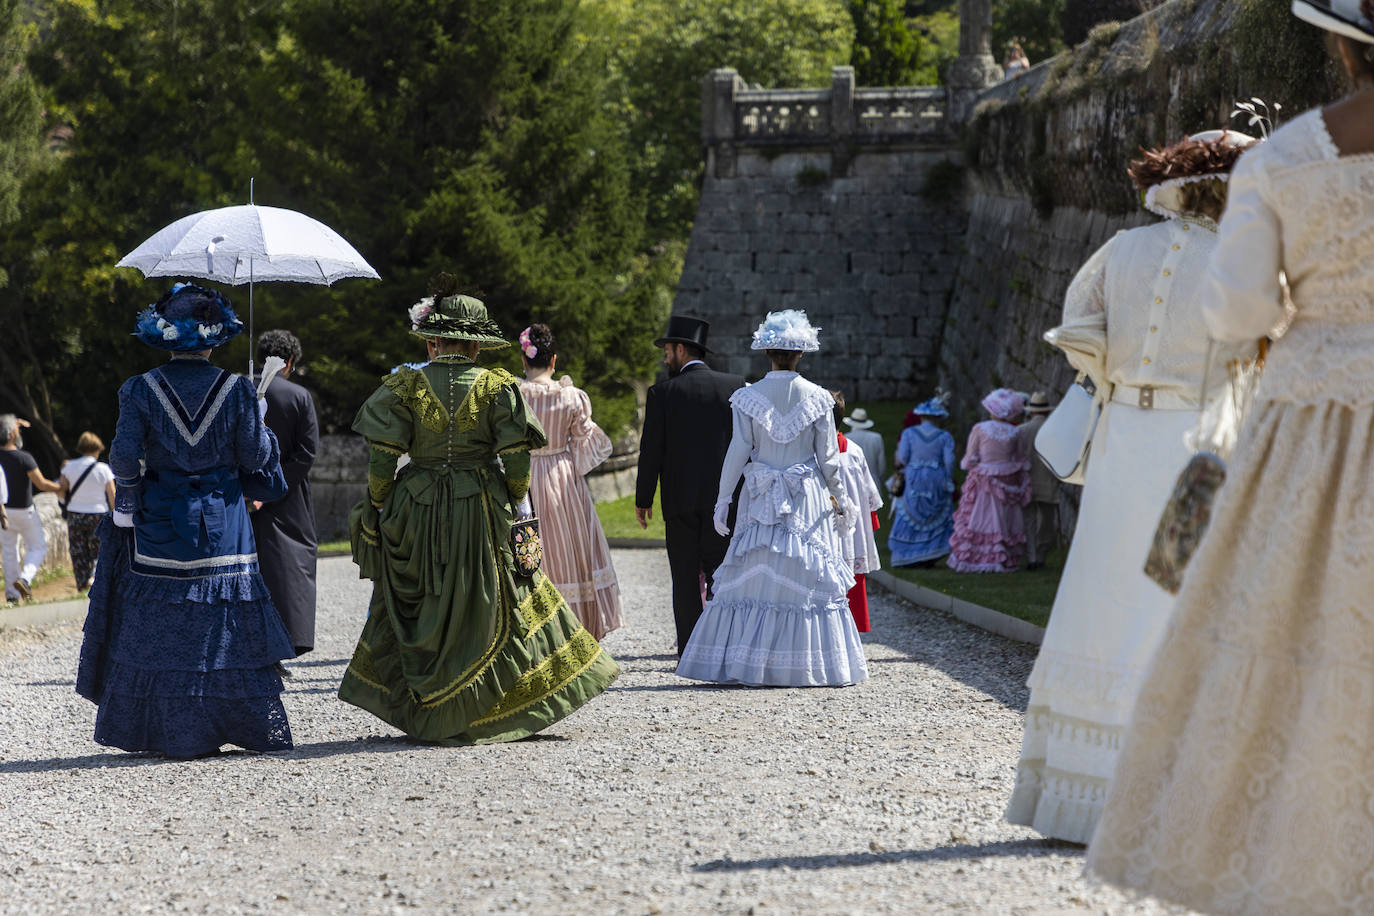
[847,0,923,86]
[993,0,1067,66]
[600,0,854,244]
[0,0,661,463]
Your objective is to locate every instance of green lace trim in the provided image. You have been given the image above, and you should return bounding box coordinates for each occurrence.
[454,368,518,432]
[367,473,389,509]
[470,629,603,727]
[383,366,447,432]
[518,575,564,640]
[507,473,531,502]
[346,641,386,692]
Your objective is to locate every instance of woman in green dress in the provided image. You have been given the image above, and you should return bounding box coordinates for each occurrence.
[342,282,619,744]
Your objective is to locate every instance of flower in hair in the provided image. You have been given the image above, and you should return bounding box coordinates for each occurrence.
[519,327,538,359]
[408,298,434,331]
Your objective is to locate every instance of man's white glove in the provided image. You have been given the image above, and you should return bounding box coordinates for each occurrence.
[257,397,269,420]
[515,495,533,520]
[712,500,731,537]
[112,510,135,529]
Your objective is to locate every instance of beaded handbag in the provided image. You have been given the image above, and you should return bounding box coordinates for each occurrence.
[510,516,542,576]
[1144,340,1265,594]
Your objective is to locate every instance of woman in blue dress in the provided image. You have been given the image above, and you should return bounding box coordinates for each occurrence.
[888,393,957,566]
[76,284,295,757]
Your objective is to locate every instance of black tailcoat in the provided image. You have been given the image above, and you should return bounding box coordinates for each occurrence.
[635,362,745,651]
[251,374,319,655]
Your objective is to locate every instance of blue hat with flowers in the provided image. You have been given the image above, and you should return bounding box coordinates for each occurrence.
[134,283,243,352]
[912,389,951,418]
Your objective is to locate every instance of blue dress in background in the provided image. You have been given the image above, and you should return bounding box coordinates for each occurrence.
[888,422,956,566]
[77,358,295,756]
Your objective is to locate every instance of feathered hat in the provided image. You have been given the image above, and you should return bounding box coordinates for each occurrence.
[750,309,821,352]
[133,283,243,352]
[912,389,952,419]
[407,273,509,349]
[1129,130,1258,221]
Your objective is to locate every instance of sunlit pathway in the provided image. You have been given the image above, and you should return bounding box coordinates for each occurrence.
[0,550,1189,913]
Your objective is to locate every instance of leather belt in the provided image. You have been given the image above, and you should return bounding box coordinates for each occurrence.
[1110,385,1199,411]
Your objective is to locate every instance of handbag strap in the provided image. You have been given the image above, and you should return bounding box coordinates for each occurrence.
[62,461,97,508]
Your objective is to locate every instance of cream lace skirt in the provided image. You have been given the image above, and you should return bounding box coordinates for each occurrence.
[1087,399,1374,914]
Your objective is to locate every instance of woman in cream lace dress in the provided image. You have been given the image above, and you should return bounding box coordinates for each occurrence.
[518,324,623,640]
[1087,9,1374,912]
[676,310,868,687]
[1005,130,1254,844]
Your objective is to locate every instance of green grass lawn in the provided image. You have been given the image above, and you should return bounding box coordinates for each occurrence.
[852,397,1064,629]
[595,492,666,541]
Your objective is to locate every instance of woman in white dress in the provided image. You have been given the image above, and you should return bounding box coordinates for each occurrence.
[1087,7,1374,911]
[1005,128,1255,844]
[676,311,869,687]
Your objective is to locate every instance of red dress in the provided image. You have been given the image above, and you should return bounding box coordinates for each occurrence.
[837,434,881,633]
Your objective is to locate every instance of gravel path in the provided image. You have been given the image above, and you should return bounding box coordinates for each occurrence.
[0,550,1188,914]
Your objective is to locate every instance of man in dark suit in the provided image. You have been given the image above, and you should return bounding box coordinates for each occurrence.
[251,330,319,659]
[635,316,745,654]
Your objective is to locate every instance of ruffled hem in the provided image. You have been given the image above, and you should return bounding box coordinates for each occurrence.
[719,518,854,597]
[92,689,292,757]
[1004,767,1105,845]
[677,596,869,687]
[730,384,835,444]
[340,574,620,745]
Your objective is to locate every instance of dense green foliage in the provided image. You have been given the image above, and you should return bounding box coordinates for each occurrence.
[602,0,853,243]
[847,0,923,86]
[0,0,861,471]
[993,0,1067,66]
[0,0,667,469]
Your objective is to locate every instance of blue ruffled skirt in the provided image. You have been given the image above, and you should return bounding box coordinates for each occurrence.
[76,517,294,757]
[677,462,869,687]
[889,463,954,566]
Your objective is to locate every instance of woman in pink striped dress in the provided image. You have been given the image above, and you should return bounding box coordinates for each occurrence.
[518,324,624,639]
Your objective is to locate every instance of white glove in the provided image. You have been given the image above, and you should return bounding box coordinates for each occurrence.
[833,494,859,535]
[712,500,731,537]
[257,397,268,420]
[112,510,135,528]
[515,495,533,520]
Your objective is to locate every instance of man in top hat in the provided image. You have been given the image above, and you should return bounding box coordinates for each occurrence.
[1017,391,1058,570]
[841,407,886,503]
[636,315,745,654]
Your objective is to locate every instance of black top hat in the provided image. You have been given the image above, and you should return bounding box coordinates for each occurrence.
[654,315,712,353]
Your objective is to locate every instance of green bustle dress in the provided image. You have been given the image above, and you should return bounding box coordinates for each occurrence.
[341,358,620,744]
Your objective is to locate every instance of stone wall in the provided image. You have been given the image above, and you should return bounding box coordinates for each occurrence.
[672,67,966,399]
[939,0,1336,431]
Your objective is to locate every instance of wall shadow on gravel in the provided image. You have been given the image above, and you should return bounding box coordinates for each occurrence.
[693,837,1079,872]
[863,606,1036,712]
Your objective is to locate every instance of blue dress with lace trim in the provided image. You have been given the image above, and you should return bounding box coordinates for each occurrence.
[889,423,956,566]
[76,358,295,757]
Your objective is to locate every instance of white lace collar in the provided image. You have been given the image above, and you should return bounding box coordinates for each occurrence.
[731,382,832,443]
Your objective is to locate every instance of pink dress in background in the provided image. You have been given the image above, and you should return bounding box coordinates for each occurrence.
[520,377,624,640]
[947,419,1031,572]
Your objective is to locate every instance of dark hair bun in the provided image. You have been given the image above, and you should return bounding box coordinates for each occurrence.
[525,323,557,367]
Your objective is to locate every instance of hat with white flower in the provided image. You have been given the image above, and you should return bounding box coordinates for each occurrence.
[133,283,243,352]
[406,272,510,349]
[750,309,821,352]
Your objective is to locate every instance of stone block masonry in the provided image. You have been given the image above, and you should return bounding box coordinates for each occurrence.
[674,67,968,402]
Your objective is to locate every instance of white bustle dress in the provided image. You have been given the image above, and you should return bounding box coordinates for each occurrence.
[676,370,869,687]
